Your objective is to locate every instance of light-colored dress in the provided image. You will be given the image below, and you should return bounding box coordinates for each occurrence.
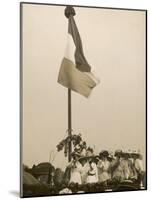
[81,162,89,184]
[134,158,143,173]
[121,159,130,179]
[127,159,136,179]
[69,161,82,184]
[111,158,124,181]
[87,162,98,183]
[98,160,111,182]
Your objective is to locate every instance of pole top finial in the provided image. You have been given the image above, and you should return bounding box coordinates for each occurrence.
[64,5,76,18]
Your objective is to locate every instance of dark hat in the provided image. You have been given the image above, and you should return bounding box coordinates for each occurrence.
[122,152,131,158]
[99,150,109,158]
[90,156,99,163]
[78,156,87,162]
[78,155,99,163]
[114,149,123,156]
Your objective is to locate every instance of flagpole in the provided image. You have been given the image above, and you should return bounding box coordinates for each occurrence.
[68,89,72,162]
[64,5,75,162]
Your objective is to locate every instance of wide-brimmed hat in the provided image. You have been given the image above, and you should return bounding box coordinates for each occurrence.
[99,150,109,158]
[78,155,99,163]
[131,150,141,158]
[122,150,131,158]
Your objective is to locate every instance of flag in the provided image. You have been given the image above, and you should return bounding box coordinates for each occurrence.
[58,15,99,98]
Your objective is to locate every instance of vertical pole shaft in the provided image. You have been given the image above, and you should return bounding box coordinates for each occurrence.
[64,6,75,162]
[68,89,72,162]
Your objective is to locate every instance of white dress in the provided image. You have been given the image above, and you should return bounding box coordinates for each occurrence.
[87,162,98,183]
[81,162,89,184]
[98,160,111,182]
[134,158,143,173]
[69,161,82,184]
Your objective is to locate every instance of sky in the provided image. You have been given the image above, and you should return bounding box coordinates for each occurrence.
[22,3,146,170]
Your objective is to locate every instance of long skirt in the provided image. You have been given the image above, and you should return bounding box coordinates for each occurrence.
[87,175,98,183]
[99,171,110,182]
[70,171,82,184]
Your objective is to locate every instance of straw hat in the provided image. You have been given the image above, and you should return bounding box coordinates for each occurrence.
[131,150,142,158]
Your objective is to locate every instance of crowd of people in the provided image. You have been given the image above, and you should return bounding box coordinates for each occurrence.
[23,146,145,196]
[56,133,145,190]
[62,147,145,191]
[23,130,146,196]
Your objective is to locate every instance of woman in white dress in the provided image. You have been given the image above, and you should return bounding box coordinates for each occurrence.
[110,150,124,182]
[97,151,111,183]
[68,152,82,184]
[86,157,99,183]
[79,157,89,184]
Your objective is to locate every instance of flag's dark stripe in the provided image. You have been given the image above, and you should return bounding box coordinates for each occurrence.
[68,16,91,73]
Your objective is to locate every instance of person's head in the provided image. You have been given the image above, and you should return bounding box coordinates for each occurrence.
[114,150,122,159]
[131,150,141,160]
[79,158,87,166]
[102,151,109,160]
[108,155,114,162]
[122,152,130,160]
[82,141,87,149]
[99,150,109,161]
[90,156,99,164]
[87,157,96,166]
[99,152,103,160]
[86,147,94,156]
